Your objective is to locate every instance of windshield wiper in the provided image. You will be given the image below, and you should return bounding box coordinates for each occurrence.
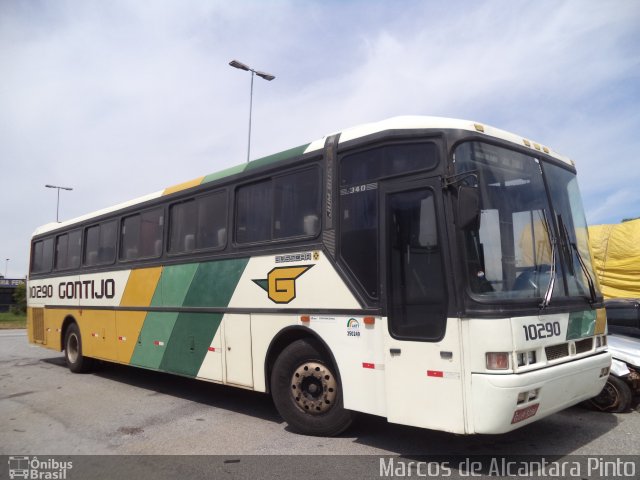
[559,217,597,304]
[539,209,556,310]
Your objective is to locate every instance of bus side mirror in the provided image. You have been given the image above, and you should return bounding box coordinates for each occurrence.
[457,186,480,230]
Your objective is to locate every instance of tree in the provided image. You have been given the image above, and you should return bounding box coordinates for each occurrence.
[12,283,26,314]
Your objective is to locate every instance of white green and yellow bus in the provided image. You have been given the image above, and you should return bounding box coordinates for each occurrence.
[27,116,610,436]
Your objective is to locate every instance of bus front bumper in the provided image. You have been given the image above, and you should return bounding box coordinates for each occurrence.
[470,351,611,434]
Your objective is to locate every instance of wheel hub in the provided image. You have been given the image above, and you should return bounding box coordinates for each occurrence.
[290,361,337,415]
[67,333,79,363]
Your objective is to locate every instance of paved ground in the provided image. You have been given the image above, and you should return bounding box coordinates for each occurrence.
[1,329,639,479]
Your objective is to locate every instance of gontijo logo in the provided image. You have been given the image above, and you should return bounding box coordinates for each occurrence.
[253,265,313,304]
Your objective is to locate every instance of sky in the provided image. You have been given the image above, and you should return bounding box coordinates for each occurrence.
[1,0,639,278]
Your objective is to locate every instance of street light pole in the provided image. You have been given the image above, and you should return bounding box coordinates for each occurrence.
[4,258,8,278]
[229,59,275,163]
[45,184,73,223]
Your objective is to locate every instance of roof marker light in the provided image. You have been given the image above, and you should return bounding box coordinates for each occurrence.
[474,123,485,132]
[523,139,531,147]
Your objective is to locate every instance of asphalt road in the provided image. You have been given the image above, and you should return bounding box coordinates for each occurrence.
[1,329,639,478]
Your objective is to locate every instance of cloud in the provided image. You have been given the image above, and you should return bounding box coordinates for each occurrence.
[1,0,639,276]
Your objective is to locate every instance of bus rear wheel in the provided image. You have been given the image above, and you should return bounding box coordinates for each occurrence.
[64,322,95,373]
[271,339,353,436]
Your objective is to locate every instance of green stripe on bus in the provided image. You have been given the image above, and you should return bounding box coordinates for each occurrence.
[159,312,223,376]
[130,263,200,369]
[200,144,310,185]
[154,263,199,307]
[130,311,179,369]
[181,258,249,307]
[201,164,248,185]
[245,144,310,171]
[126,258,246,376]
[159,258,249,377]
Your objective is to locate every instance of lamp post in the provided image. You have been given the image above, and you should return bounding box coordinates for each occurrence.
[45,184,73,223]
[229,59,275,163]
[4,258,8,278]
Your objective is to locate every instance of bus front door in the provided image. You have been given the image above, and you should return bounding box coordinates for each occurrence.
[381,179,465,432]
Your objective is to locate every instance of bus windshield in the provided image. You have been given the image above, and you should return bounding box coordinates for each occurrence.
[454,141,598,304]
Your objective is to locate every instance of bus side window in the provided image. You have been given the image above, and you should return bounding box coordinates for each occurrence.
[169,200,197,254]
[236,180,271,244]
[120,209,163,261]
[340,186,378,298]
[31,237,54,273]
[197,191,227,250]
[120,214,141,260]
[85,220,117,266]
[273,168,320,239]
[55,234,69,270]
[68,230,82,269]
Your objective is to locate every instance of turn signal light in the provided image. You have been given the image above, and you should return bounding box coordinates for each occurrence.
[486,352,510,370]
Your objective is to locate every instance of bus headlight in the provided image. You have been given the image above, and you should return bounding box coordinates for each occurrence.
[486,352,510,370]
[516,350,537,367]
[596,335,607,348]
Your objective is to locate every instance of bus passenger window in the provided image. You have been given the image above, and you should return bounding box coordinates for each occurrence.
[169,200,197,253]
[273,169,320,239]
[85,220,117,266]
[68,230,82,269]
[55,234,69,270]
[169,191,227,253]
[235,168,320,244]
[236,180,271,244]
[120,215,141,260]
[197,191,226,250]
[31,237,54,273]
[120,209,163,260]
[54,230,82,270]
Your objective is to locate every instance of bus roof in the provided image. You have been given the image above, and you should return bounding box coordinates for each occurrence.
[33,116,572,237]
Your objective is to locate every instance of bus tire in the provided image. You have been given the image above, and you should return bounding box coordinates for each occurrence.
[271,338,354,436]
[64,322,95,373]
[587,375,632,413]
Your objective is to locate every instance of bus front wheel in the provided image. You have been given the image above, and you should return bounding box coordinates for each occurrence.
[271,338,353,436]
[64,322,95,373]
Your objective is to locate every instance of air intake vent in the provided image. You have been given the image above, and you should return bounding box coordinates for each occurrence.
[545,343,569,361]
[32,308,45,343]
[575,338,593,354]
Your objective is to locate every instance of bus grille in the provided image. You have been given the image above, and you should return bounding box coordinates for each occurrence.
[575,338,593,354]
[545,343,569,361]
[32,309,45,343]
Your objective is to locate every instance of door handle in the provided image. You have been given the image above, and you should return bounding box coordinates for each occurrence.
[390,348,401,355]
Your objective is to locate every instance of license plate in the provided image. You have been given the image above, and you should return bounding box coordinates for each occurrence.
[511,403,539,424]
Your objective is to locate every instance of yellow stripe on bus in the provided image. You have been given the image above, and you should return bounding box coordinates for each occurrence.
[118,267,163,364]
[162,177,205,196]
[115,311,148,364]
[120,267,163,307]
